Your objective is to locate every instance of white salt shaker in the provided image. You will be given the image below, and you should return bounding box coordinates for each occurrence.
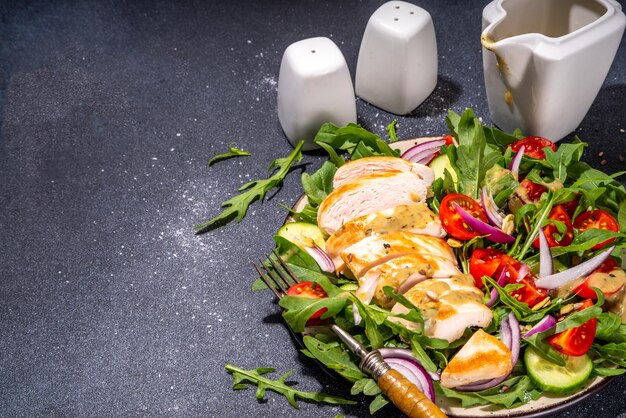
[277,37,357,151]
[355,1,437,115]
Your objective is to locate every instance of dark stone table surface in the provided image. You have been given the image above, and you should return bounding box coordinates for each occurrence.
[1,1,625,417]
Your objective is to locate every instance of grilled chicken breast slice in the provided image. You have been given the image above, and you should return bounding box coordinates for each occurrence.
[326,203,445,258]
[340,231,455,278]
[356,253,461,308]
[317,171,430,235]
[333,156,435,189]
[440,329,513,388]
[390,275,493,343]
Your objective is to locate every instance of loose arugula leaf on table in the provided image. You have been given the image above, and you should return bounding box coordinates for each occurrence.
[208,145,251,166]
[225,364,356,408]
[386,119,399,143]
[195,141,304,234]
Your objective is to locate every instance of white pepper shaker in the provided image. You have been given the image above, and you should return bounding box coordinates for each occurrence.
[277,37,357,151]
[355,1,437,115]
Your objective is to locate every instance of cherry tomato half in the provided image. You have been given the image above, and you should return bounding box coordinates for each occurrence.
[287,281,328,320]
[511,136,557,159]
[469,248,508,288]
[495,259,549,308]
[547,299,597,356]
[520,179,547,203]
[532,204,574,248]
[573,258,625,299]
[573,209,619,250]
[439,194,487,241]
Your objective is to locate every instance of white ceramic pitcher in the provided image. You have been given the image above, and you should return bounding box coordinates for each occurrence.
[481,0,625,141]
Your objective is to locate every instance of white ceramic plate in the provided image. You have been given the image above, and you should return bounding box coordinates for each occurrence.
[288,138,613,417]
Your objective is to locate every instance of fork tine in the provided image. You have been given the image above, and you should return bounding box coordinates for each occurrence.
[267,254,297,289]
[272,249,301,284]
[253,262,283,299]
[261,258,290,295]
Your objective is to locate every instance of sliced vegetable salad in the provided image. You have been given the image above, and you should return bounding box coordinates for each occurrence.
[256,109,626,414]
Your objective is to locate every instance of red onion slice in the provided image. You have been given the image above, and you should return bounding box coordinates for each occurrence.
[507,313,521,367]
[304,245,335,273]
[499,314,512,349]
[510,145,524,177]
[453,203,515,244]
[378,348,440,381]
[401,138,447,163]
[522,315,557,338]
[538,228,553,278]
[481,187,504,228]
[535,246,615,289]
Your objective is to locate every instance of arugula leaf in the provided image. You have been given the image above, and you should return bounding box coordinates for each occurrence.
[208,146,251,166]
[542,140,586,183]
[386,119,399,143]
[351,378,381,396]
[369,394,390,414]
[280,294,348,333]
[314,123,400,160]
[435,376,541,408]
[195,141,304,233]
[301,335,366,382]
[595,312,623,341]
[447,109,501,199]
[225,364,356,408]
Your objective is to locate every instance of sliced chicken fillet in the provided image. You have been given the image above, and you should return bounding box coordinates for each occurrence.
[390,275,492,343]
[326,203,445,259]
[333,156,435,188]
[340,231,455,278]
[440,329,513,388]
[356,253,461,308]
[317,171,430,235]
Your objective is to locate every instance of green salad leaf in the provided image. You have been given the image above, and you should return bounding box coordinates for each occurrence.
[225,364,356,408]
[208,145,251,166]
[195,141,304,233]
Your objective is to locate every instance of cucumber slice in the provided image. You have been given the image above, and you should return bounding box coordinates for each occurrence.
[339,283,359,291]
[277,222,327,250]
[524,346,593,394]
[429,154,457,186]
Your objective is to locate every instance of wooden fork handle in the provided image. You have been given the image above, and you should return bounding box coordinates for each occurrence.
[377,369,448,418]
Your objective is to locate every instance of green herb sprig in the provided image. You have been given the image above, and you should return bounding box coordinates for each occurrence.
[225,364,356,408]
[208,145,251,166]
[195,141,304,234]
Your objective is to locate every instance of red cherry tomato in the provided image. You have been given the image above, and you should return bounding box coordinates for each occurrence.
[547,299,597,356]
[511,136,557,159]
[532,204,574,248]
[559,199,579,218]
[495,259,549,308]
[573,258,624,299]
[520,179,547,203]
[573,209,619,250]
[439,194,488,241]
[469,248,508,288]
[287,281,328,321]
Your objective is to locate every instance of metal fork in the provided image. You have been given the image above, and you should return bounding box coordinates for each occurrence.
[253,251,448,418]
[254,249,301,300]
